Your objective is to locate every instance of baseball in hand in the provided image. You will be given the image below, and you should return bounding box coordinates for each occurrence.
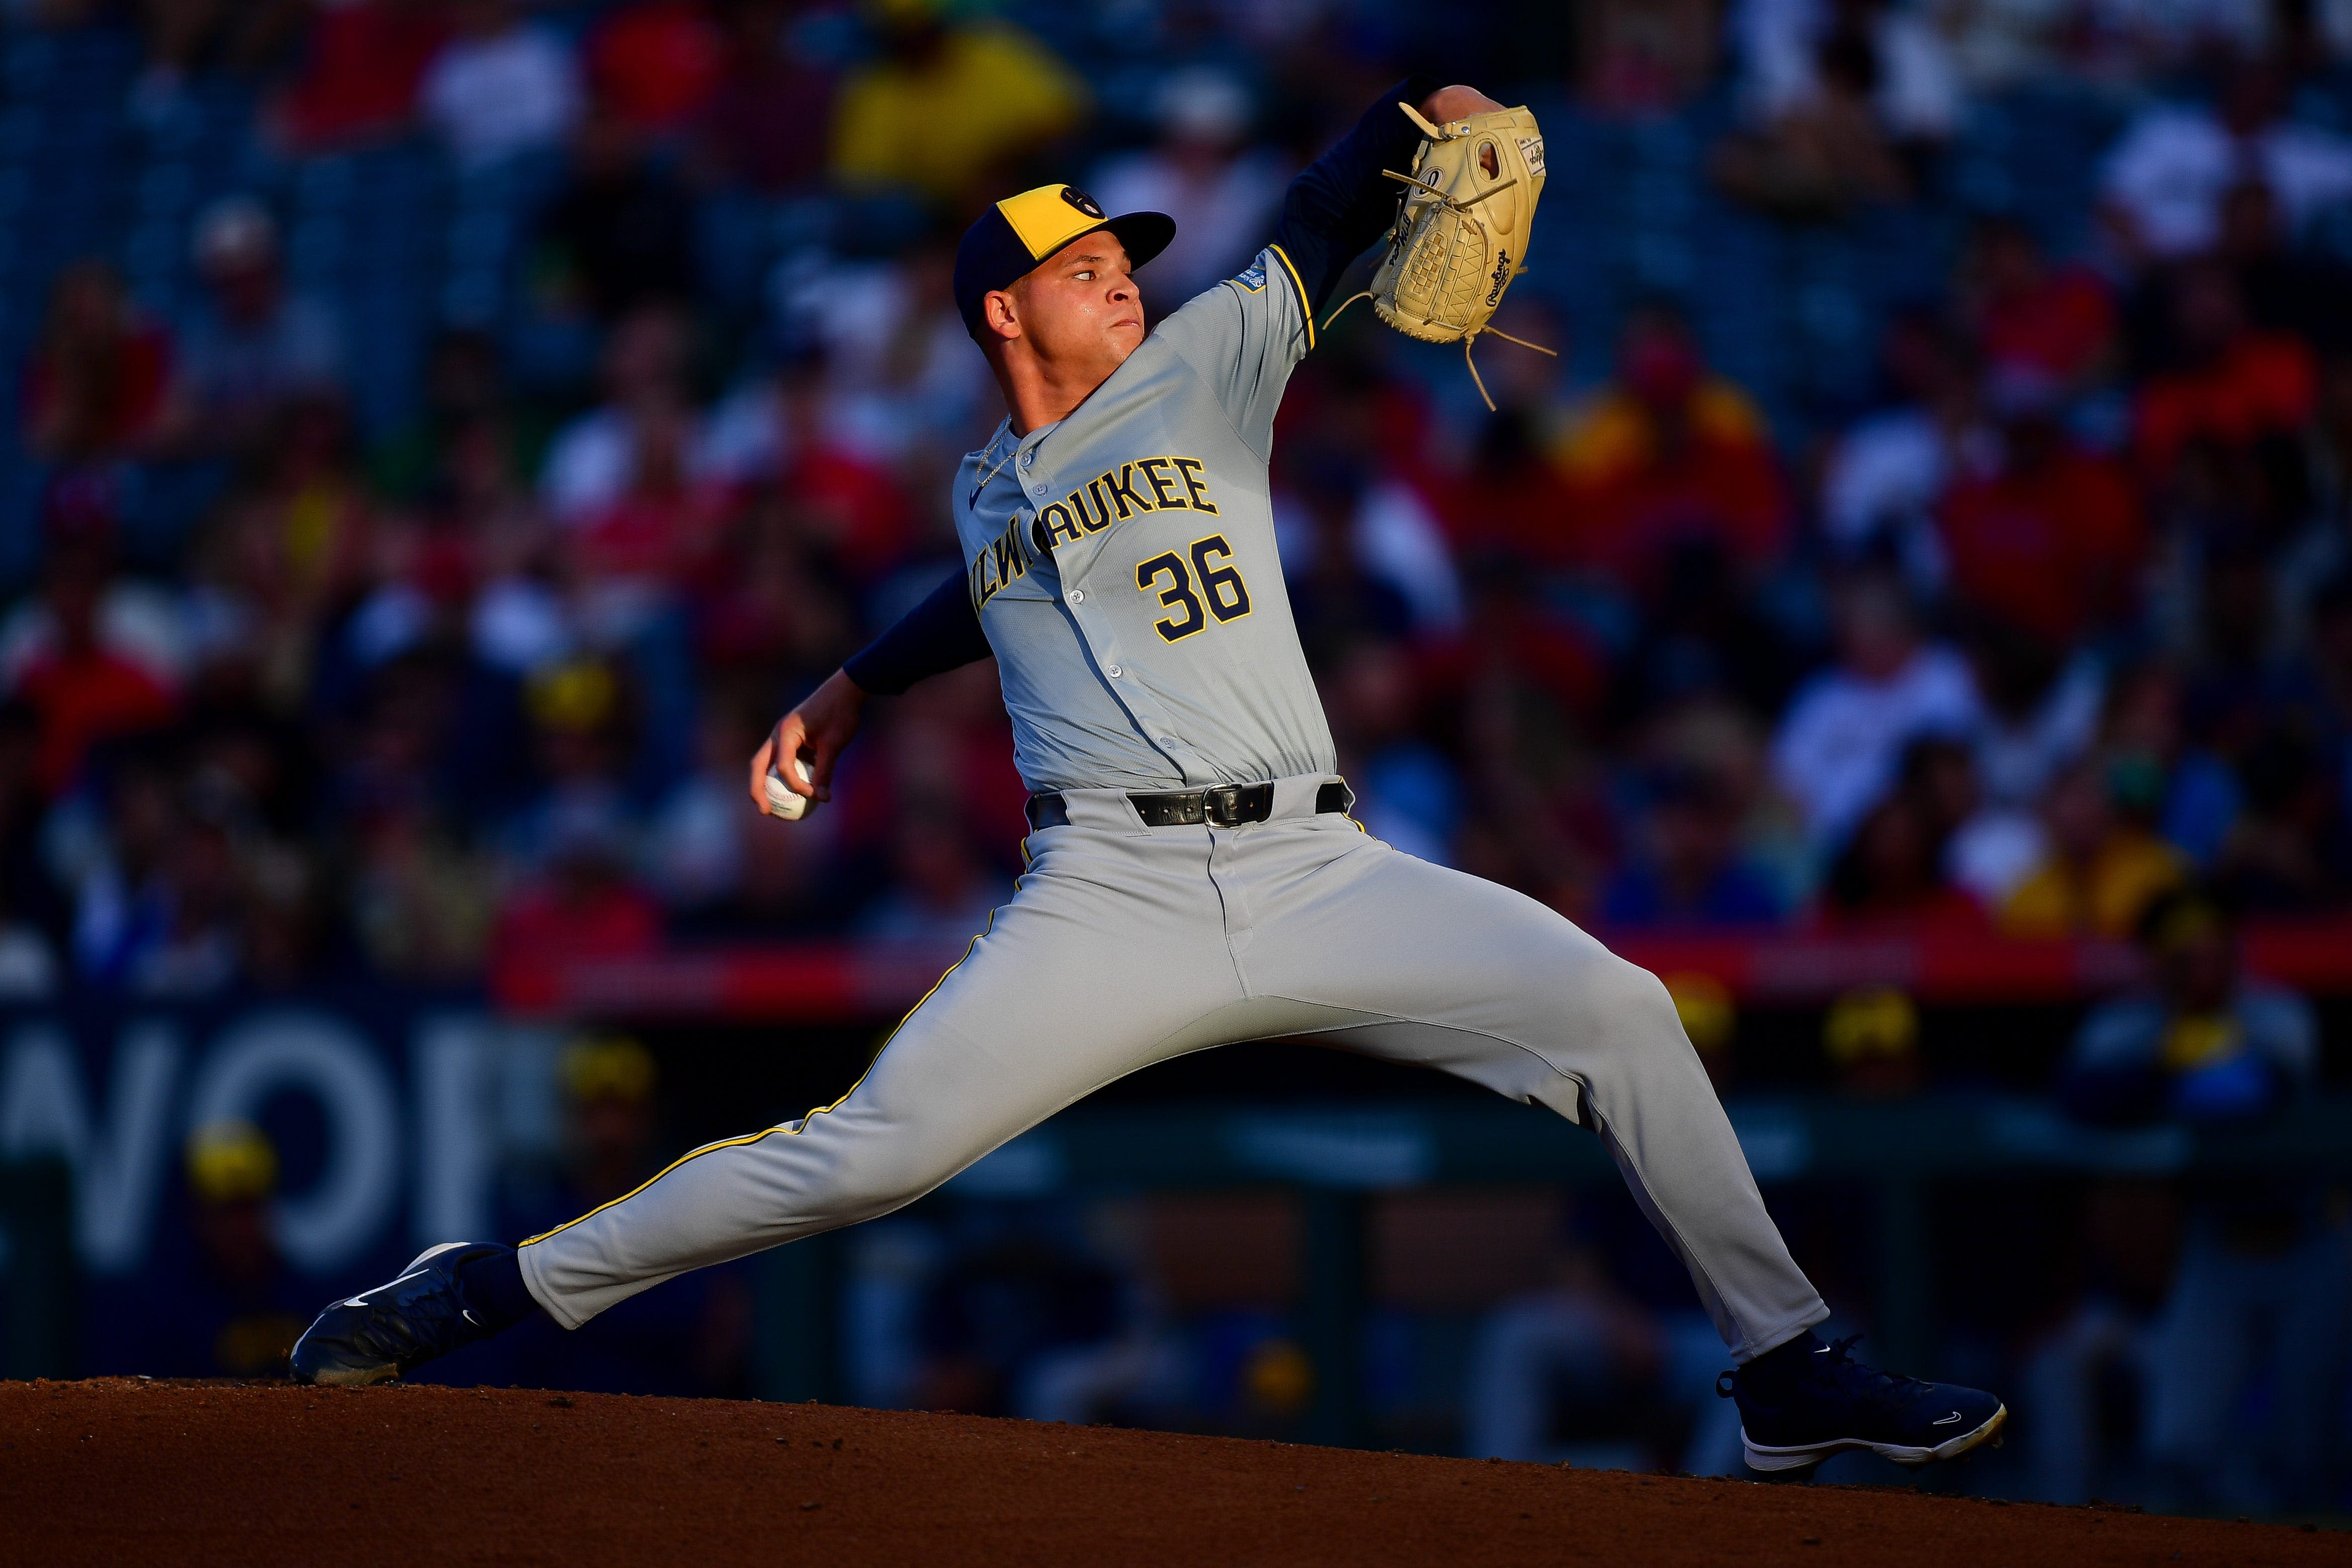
[764,757,816,820]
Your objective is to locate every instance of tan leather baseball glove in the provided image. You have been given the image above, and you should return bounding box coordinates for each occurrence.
[1333,102,1555,409]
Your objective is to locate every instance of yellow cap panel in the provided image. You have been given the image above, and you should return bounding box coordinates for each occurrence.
[996,184,1108,260]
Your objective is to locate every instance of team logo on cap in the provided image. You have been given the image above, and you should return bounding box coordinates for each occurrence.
[1060,186,1106,219]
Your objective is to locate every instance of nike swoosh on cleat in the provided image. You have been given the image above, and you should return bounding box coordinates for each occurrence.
[342,1266,435,1309]
[1932,1411,1964,1425]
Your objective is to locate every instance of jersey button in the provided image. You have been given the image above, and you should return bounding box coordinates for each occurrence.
[1019,451,1033,467]
[1067,589,1084,603]
[1157,736,1178,747]
[1105,664,1123,678]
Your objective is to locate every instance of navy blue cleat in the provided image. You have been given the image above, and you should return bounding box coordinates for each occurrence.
[1719,1333,2007,1473]
[288,1242,506,1386]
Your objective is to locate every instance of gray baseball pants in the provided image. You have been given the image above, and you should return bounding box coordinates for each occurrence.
[518,773,1830,1361]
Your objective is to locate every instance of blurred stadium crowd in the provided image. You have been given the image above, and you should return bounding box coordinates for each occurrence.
[1,0,2350,996]
[6,0,2352,1517]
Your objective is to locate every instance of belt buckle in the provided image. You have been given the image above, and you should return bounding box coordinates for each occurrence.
[1201,784,1247,827]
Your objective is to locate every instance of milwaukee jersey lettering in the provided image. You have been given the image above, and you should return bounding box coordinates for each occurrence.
[954,245,1335,793]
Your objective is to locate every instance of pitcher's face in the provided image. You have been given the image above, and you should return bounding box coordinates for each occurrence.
[991,233,1145,384]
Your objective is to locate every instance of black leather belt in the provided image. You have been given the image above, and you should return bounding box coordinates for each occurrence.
[1027,779,1352,830]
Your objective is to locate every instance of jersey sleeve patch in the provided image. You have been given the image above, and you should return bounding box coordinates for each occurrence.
[1232,259,1268,293]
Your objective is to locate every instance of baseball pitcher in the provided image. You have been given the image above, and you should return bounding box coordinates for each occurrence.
[292,78,2005,1476]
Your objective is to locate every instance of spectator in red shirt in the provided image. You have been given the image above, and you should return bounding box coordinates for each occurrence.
[1418,550,1610,735]
[23,262,175,463]
[568,398,736,610]
[768,352,912,588]
[7,504,179,797]
[827,662,1028,878]
[2135,258,2315,488]
[1554,305,1790,594]
[588,0,726,135]
[490,826,664,969]
[1938,368,2143,647]
[272,0,446,152]
[1442,301,1579,574]
[1957,214,2115,389]
[1448,405,1580,572]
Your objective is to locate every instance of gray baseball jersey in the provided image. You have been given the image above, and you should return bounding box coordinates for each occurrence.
[515,252,1831,1371]
[956,245,1333,793]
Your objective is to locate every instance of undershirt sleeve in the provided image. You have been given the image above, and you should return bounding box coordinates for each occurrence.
[842,567,993,696]
[1271,73,1446,313]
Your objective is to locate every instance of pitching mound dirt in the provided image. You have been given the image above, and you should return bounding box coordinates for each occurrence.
[0,1379,2333,1565]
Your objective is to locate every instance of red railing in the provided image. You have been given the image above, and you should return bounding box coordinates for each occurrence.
[492,920,2352,1022]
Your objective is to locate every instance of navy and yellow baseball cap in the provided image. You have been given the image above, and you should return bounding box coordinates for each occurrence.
[953,184,1175,336]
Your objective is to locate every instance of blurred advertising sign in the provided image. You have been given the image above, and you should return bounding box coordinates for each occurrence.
[0,993,535,1279]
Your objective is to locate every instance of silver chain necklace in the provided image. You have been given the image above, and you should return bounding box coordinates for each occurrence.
[967,429,1020,508]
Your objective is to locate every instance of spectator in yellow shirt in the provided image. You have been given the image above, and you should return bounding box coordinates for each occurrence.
[2001,754,2186,938]
[830,0,1087,210]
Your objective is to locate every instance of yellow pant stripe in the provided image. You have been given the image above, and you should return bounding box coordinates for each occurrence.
[517,902,1009,1252]
[518,1124,790,1248]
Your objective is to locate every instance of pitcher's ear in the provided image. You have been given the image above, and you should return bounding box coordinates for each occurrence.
[983,290,1021,342]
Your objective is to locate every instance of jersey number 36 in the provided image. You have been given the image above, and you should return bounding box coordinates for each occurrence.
[1137,535,1253,643]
